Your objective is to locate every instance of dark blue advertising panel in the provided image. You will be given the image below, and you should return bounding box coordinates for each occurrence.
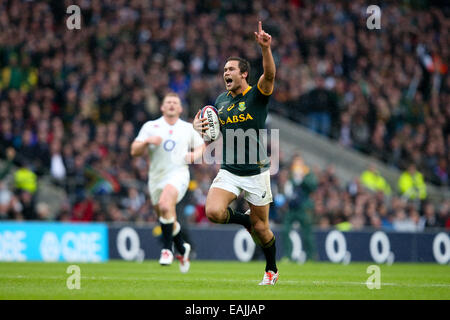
[108,224,450,264]
[2,221,447,264]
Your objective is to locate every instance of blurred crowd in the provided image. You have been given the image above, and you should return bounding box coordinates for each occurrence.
[0,0,449,231]
[270,154,450,232]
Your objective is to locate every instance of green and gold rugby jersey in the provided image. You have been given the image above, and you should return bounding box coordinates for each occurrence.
[214,84,272,176]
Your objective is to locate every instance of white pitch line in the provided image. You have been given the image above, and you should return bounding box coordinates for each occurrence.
[294,280,450,288]
[1,275,450,288]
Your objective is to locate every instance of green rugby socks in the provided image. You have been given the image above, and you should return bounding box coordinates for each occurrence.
[225,207,251,230]
[262,236,278,273]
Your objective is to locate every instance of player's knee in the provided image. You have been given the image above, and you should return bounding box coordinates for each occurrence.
[158,201,173,216]
[205,205,226,223]
[252,219,270,237]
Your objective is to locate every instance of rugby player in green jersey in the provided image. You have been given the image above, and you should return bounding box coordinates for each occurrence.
[193,21,278,285]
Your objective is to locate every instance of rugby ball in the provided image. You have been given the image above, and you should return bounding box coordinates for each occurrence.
[200,105,221,141]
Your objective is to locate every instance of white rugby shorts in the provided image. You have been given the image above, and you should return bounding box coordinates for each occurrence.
[210,169,273,206]
[148,169,190,205]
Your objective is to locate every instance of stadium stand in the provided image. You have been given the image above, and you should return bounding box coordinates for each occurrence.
[0,0,449,232]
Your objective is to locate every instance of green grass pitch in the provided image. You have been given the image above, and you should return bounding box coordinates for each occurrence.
[0,260,449,300]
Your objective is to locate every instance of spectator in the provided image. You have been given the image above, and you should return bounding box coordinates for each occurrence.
[272,168,292,224]
[36,202,51,221]
[392,208,418,232]
[16,129,38,171]
[120,187,146,220]
[335,214,353,231]
[433,157,448,186]
[0,147,15,180]
[419,202,439,229]
[436,200,450,229]
[301,76,338,137]
[282,154,318,261]
[71,195,95,222]
[338,112,352,148]
[360,163,392,196]
[14,161,37,195]
[0,181,13,220]
[186,78,211,118]
[18,190,36,220]
[49,141,66,185]
[397,163,427,202]
[378,203,394,231]
[317,216,331,230]
[351,115,371,153]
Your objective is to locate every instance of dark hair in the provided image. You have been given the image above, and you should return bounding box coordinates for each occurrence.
[226,57,251,82]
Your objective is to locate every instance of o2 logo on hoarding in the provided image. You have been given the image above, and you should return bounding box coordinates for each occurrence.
[369,231,394,265]
[433,232,450,264]
[116,227,144,261]
[233,229,255,262]
[288,230,306,264]
[325,230,351,264]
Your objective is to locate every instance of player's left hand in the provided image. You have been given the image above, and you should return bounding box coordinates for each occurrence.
[254,21,271,48]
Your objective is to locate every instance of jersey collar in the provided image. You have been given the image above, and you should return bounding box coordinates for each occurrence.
[161,116,179,127]
[227,85,252,98]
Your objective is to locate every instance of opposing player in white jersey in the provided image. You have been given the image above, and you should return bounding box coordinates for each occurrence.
[131,92,205,272]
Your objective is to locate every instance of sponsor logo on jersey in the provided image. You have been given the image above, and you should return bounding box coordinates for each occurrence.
[227,104,235,111]
[257,159,269,168]
[219,113,254,125]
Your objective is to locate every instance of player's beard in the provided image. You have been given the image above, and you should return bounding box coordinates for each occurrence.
[227,79,242,93]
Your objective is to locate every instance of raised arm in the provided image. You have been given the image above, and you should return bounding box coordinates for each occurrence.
[254,21,275,95]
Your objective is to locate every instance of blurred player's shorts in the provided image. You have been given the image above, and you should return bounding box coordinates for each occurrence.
[148,169,190,205]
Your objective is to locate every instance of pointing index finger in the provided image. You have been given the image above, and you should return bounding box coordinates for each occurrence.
[258,20,262,33]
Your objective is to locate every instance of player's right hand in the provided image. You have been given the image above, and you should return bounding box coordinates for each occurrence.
[254,21,272,49]
[193,110,209,136]
[146,136,163,146]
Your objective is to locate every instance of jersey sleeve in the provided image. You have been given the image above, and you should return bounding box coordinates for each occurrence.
[134,122,154,142]
[254,84,271,106]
